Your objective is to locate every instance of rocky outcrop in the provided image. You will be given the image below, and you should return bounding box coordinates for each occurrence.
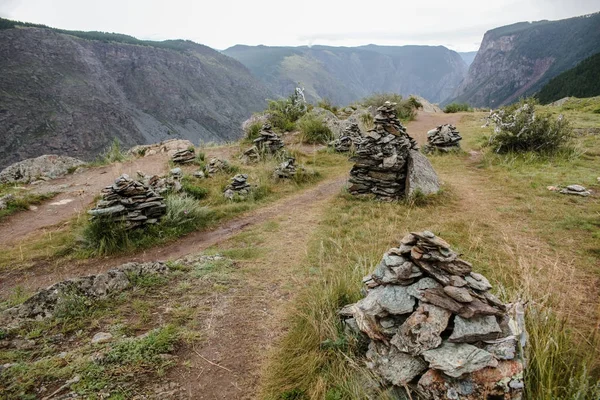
[451,12,600,107]
[87,174,166,229]
[0,155,84,183]
[341,231,527,399]
[128,139,195,158]
[0,25,270,169]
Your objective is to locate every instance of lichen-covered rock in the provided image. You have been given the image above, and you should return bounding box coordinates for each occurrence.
[405,150,440,196]
[128,139,195,158]
[0,155,85,183]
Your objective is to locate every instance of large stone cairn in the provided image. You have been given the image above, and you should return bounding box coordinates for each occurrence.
[330,122,363,153]
[171,148,196,164]
[88,174,166,229]
[242,124,284,163]
[223,174,252,200]
[273,157,298,179]
[341,231,526,399]
[423,124,462,153]
[348,102,419,199]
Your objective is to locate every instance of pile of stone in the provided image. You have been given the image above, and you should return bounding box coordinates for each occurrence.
[171,148,196,164]
[273,157,298,179]
[137,169,183,194]
[223,174,252,200]
[340,231,526,399]
[88,174,166,228]
[330,123,363,152]
[349,102,437,199]
[206,158,230,175]
[423,124,462,153]
[242,124,284,163]
[559,184,591,197]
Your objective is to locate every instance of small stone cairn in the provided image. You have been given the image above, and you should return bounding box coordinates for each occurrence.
[171,148,196,164]
[330,122,363,153]
[206,158,230,176]
[348,102,419,199]
[242,124,284,163]
[223,174,252,200]
[273,157,298,179]
[88,174,166,228]
[340,231,526,399]
[423,124,462,153]
[559,184,591,197]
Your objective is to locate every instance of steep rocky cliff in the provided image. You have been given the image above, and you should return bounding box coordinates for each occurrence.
[223,45,467,105]
[451,12,600,108]
[0,25,270,168]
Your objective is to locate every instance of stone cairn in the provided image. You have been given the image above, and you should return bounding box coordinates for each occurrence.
[273,157,298,179]
[88,174,166,229]
[171,148,196,164]
[137,168,183,194]
[242,124,284,163]
[348,102,419,199]
[330,122,363,153]
[223,174,252,200]
[423,124,462,153]
[206,158,230,176]
[340,230,526,399]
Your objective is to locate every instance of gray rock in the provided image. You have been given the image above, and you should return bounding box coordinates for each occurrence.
[449,315,502,343]
[405,150,440,196]
[485,338,517,360]
[443,286,473,303]
[391,303,452,355]
[465,272,492,291]
[422,342,498,378]
[366,341,428,385]
[407,278,442,301]
[0,155,85,183]
[91,332,113,344]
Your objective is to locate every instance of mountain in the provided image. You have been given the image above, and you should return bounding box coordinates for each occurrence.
[450,12,600,107]
[222,44,467,105]
[458,51,478,66]
[537,52,600,104]
[0,20,270,169]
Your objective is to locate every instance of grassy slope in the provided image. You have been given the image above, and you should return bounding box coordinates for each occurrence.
[261,107,600,399]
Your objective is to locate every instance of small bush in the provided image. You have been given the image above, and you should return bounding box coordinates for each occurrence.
[96,138,128,164]
[317,99,338,114]
[245,121,263,141]
[297,114,333,144]
[444,102,471,113]
[161,194,213,230]
[182,181,209,200]
[82,217,132,255]
[266,89,308,132]
[486,98,573,154]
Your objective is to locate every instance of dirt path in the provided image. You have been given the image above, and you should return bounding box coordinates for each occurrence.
[0,176,346,296]
[0,147,241,247]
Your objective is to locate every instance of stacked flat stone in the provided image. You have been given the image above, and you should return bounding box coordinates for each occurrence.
[171,148,196,164]
[341,230,526,399]
[560,184,591,196]
[206,158,230,175]
[223,174,252,200]
[136,170,182,194]
[88,174,166,229]
[330,123,363,152]
[253,123,284,154]
[273,157,298,179]
[348,102,419,199]
[424,124,462,153]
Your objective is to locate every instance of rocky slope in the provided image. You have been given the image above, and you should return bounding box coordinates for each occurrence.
[222,45,467,105]
[451,12,600,108]
[0,24,270,168]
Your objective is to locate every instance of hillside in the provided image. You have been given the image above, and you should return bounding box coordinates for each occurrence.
[222,44,467,105]
[451,12,600,107]
[0,20,270,168]
[458,51,478,66]
[537,52,600,104]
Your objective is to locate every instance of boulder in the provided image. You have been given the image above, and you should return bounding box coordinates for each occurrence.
[405,150,440,196]
[0,155,85,184]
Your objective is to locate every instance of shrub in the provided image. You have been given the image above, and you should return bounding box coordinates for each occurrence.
[97,138,128,164]
[266,88,309,132]
[317,99,338,114]
[245,121,263,141]
[182,181,209,200]
[486,98,573,154]
[407,96,423,110]
[297,114,334,144]
[444,102,471,113]
[161,193,213,230]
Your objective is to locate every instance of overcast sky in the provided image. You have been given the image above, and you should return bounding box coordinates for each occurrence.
[0,0,598,52]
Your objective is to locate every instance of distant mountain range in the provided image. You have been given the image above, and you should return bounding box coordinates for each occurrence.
[451,12,600,107]
[0,19,269,168]
[458,52,478,67]
[222,45,467,105]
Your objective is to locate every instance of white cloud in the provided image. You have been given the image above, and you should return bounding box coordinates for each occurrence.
[0,0,598,52]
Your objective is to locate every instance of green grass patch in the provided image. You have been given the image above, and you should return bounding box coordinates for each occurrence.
[0,191,57,220]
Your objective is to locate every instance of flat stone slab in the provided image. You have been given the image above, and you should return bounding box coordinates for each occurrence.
[367,341,428,385]
[422,342,498,378]
[449,315,502,342]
